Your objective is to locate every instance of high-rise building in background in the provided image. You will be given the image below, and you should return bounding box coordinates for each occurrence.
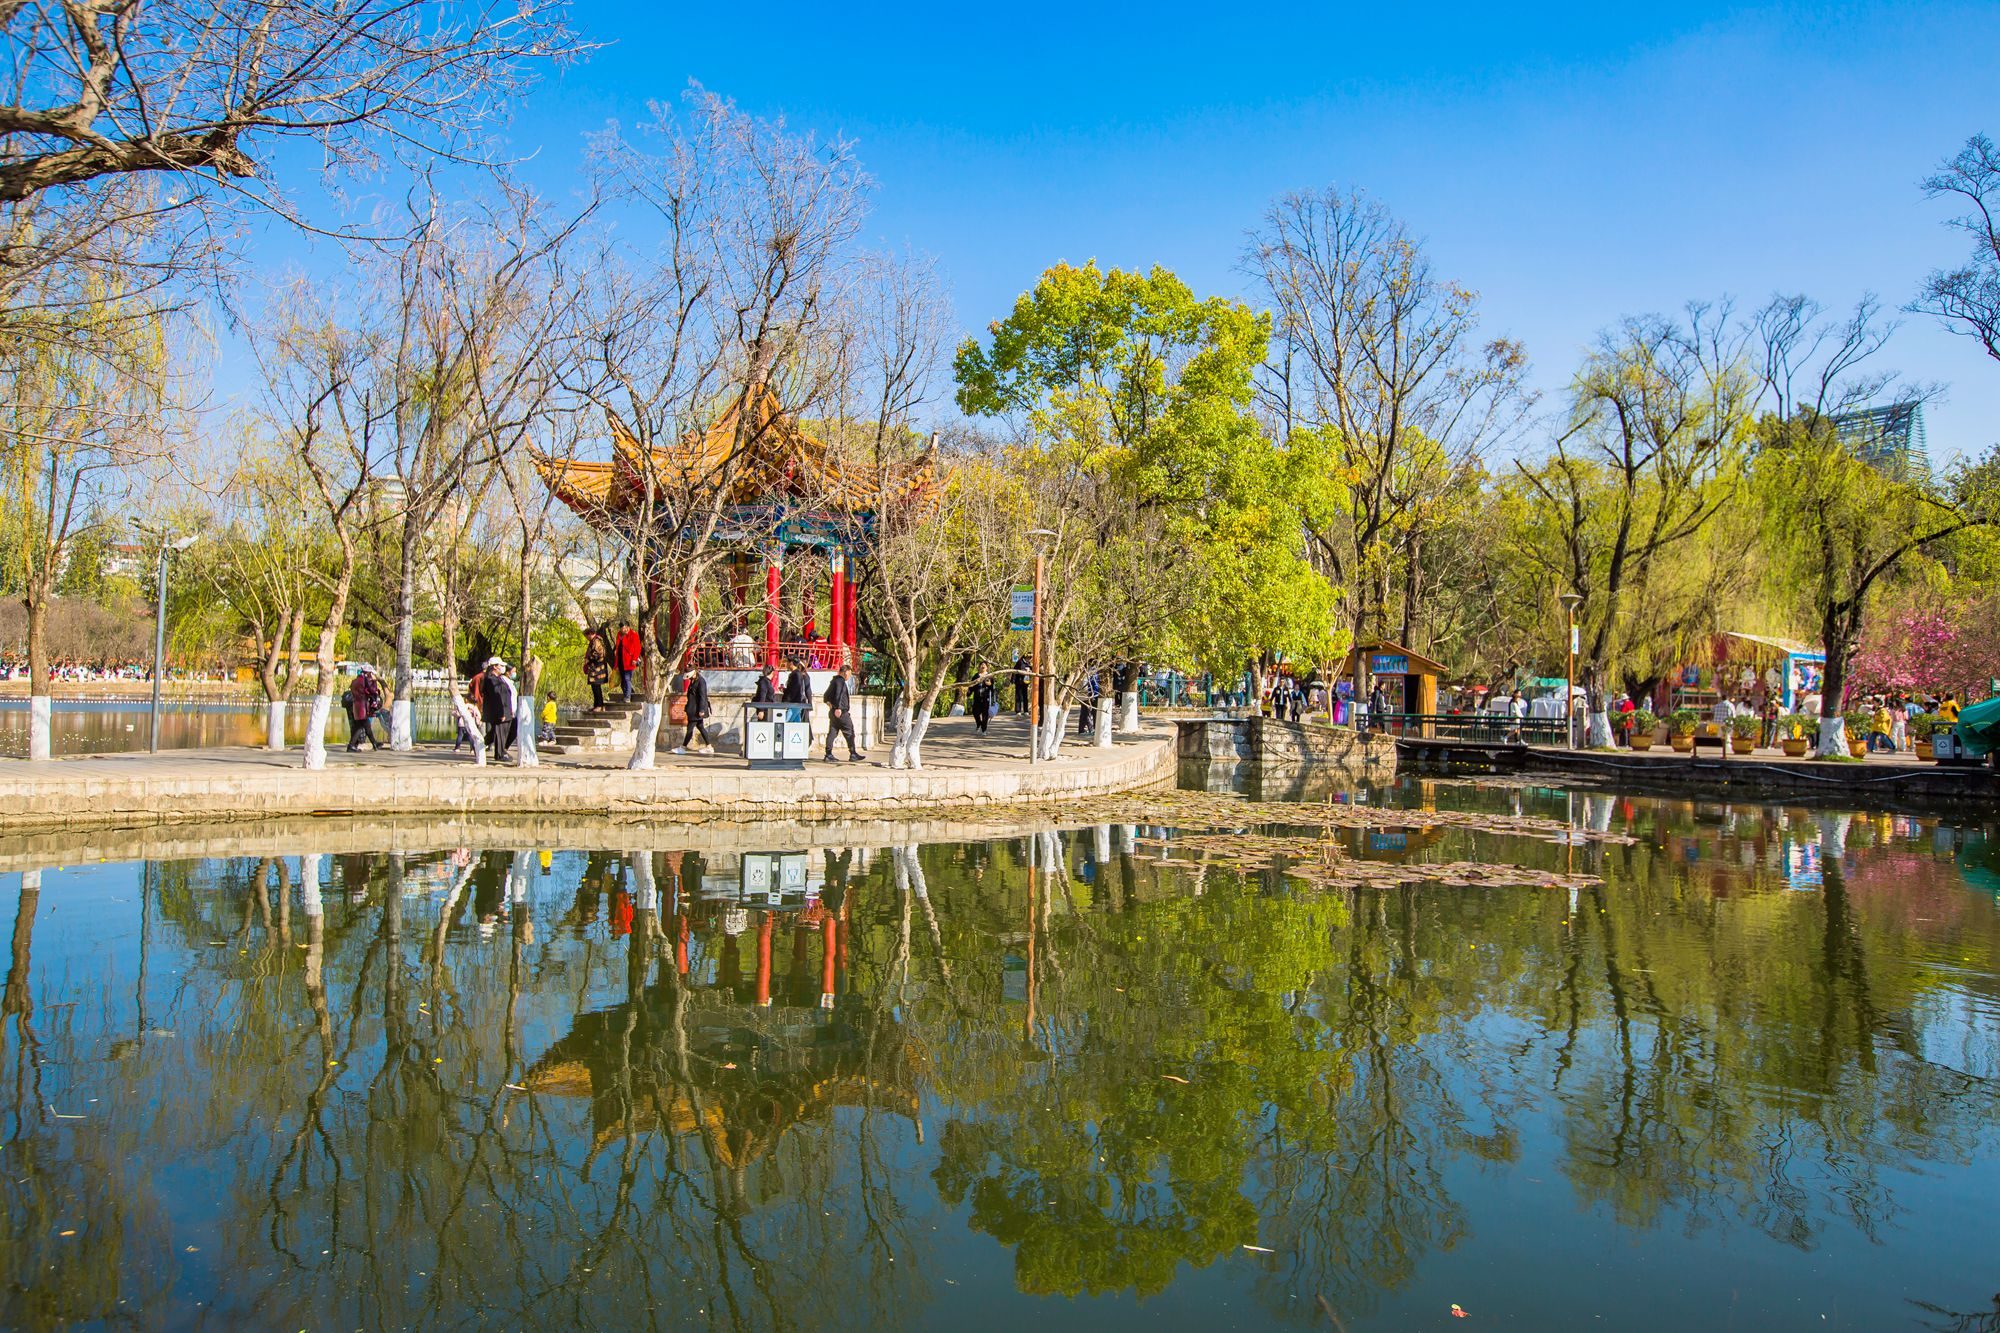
[1830,402,1930,481]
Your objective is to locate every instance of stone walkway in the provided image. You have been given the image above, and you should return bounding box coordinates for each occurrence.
[0,714,1176,833]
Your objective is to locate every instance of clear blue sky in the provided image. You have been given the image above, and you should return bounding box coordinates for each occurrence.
[278,1,2000,461]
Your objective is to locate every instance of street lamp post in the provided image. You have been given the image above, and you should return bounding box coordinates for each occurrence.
[1558,592,1584,750]
[1027,528,1056,762]
[147,533,200,754]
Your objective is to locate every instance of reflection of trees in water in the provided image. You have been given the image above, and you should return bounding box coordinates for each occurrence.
[1,801,1998,1325]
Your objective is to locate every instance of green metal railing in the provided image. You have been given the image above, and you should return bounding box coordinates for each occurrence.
[1373,712,1569,746]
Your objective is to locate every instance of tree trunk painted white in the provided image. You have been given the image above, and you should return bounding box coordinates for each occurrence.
[1817,715,1847,757]
[303,693,332,769]
[905,707,932,769]
[1119,690,1139,733]
[390,697,414,752]
[628,849,657,913]
[265,699,287,751]
[301,853,323,909]
[1037,705,1067,761]
[391,539,417,751]
[627,702,661,769]
[28,695,51,761]
[1094,823,1111,865]
[450,695,486,766]
[890,699,915,769]
[1093,697,1114,748]
[1587,709,1612,747]
[516,693,538,767]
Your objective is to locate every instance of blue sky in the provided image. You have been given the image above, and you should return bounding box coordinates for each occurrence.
[262,1,2000,461]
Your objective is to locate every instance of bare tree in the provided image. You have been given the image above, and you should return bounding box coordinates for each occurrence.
[1914,132,2000,367]
[570,87,868,768]
[1246,186,1530,700]
[259,282,386,769]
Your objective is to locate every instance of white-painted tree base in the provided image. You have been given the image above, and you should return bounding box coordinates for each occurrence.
[1119,691,1139,733]
[265,699,287,751]
[303,694,332,769]
[390,698,414,751]
[627,702,661,769]
[1817,716,1848,758]
[29,695,52,761]
[1094,701,1114,748]
[516,694,538,767]
[1587,709,1613,747]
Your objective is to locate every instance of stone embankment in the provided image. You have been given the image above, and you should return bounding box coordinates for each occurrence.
[0,719,1175,834]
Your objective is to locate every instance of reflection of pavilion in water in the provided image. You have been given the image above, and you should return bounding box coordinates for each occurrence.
[525,847,922,1179]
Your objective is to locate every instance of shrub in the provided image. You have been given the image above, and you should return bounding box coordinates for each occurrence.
[1730,713,1760,739]
[1777,713,1815,740]
[1667,707,1700,737]
[1628,708,1658,733]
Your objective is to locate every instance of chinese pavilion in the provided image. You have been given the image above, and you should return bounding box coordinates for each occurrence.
[533,387,934,670]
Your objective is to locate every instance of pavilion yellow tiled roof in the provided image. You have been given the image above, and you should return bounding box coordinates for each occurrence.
[532,386,935,529]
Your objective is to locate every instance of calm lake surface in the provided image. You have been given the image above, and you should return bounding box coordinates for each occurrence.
[2,775,1998,1330]
[0,695,460,758]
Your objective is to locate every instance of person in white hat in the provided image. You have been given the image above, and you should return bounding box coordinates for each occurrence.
[479,657,517,761]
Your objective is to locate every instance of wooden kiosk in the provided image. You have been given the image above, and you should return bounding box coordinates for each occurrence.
[1346,640,1446,735]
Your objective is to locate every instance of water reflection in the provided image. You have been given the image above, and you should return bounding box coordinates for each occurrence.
[2,788,1998,1329]
[0,695,460,757]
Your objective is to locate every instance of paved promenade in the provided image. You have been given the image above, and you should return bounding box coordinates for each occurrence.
[0,715,1176,834]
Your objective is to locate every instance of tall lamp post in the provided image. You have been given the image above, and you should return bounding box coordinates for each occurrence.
[1027,528,1056,763]
[1558,592,1584,750]
[146,532,200,753]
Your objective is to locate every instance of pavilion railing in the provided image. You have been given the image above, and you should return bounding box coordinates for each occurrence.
[683,640,851,672]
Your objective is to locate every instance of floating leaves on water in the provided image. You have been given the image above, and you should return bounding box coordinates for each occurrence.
[1133,831,1600,892]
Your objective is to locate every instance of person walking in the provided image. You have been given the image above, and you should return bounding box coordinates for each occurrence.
[616,621,643,702]
[1368,681,1389,734]
[1078,672,1098,736]
[673,665,714,754]
[1012,654,1030,714]
[1889,696,1909,753]
[344,666,386,752]
[583,632,610,711]
[478,658,517,762]
[823,663,862,761]
[970,675,996,734]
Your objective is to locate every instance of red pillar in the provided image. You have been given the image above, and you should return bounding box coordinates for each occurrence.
[820,916,837,1009]
[764,550,782,669]
[755,911,774,1007]
[843,579,859,663]
[828,548,847,664]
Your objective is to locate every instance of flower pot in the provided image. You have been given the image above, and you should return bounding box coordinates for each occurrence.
[1781,739,1809,757]
[1847,741,1866,758]
[1629,734,1654,752]
[1731,737,1755,754]
[1670,735,1695,752]
[1915,741,1934,761]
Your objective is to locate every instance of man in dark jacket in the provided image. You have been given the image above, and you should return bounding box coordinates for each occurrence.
[823,664,861,761]
[345,666,385,751]
[674,667,714,754]
[970,675,995,734]
[1012,655,1030,713]
[479,658,517,761]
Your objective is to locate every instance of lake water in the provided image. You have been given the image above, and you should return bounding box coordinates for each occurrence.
[0,695,462,758]
[2,775,1997,1329]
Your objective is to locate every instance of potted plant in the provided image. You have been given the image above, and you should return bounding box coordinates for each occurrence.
[1729,713,1759,754]
[1911,714,1940,760]
[1778,714,1812,758]
[1627,708,1658,751]
[1667,707,1699,752]
[1842,708,1872,758]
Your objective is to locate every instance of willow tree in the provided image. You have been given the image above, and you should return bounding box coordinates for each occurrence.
[1,282,169,759]
[1514,304,1758,743]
